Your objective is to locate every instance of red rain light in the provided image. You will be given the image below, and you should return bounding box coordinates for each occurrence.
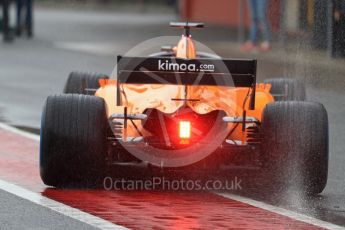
[179,121,191,139]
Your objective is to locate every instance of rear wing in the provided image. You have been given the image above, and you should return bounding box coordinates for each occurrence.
[116,56,257,109]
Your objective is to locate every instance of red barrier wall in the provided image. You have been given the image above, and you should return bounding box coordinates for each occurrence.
[180,0,280,31]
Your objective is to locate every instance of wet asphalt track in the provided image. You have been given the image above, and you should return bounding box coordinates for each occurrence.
[0,7,345,229]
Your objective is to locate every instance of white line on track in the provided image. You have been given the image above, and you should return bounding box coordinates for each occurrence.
[0,123,127,230]
[0,179,128,230]
[216,192,345,230]
[0,123,40,141]
[1,122,345,230]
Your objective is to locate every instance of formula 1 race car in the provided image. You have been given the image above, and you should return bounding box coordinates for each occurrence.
[40,22,328,194]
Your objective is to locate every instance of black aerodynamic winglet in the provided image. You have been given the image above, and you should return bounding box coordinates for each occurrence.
[169,22,205,28]
[169,22,204,36]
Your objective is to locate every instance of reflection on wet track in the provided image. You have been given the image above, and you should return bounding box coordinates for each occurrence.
[0,125,337,229]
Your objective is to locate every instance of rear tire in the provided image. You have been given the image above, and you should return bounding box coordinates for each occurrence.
[264,78,306,101]
[40,94,108,187]
[262,101,328,195]
[63,71,109,94]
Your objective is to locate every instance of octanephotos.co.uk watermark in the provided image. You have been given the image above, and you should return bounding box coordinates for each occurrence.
[103,176,242,191]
